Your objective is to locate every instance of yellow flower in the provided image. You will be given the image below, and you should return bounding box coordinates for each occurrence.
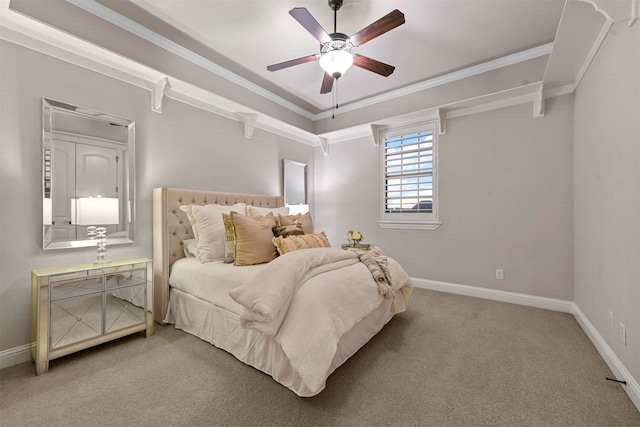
[347,230,363,241]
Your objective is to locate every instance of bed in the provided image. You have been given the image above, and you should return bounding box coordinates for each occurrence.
[152,187,413,397]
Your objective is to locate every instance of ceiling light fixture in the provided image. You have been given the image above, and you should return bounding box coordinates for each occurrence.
[319,49,353,79]
[267,0,405,118]
[322,2,352,117]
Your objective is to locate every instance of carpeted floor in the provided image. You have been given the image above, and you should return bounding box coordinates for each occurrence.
[1,288,638,426]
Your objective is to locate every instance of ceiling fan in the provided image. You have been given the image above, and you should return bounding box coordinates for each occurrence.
[267,0,405,95]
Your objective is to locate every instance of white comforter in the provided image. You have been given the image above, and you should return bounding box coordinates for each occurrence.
[229,247,413,394]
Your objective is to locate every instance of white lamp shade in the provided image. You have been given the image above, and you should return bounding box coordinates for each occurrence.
[319,50,353,78]
[71,197,120,225]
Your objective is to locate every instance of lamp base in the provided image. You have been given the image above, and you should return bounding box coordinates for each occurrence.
[94,226,110,266]
[93,259,113,266]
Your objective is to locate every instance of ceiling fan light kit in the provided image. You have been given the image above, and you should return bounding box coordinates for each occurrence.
[267,0,405,108]
[319,49,353,79]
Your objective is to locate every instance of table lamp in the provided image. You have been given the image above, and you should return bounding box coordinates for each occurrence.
[71,197,119,264]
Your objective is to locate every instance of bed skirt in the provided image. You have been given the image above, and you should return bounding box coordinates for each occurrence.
[164,287,397,397]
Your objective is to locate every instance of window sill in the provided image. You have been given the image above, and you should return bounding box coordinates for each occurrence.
[377,220,442,230]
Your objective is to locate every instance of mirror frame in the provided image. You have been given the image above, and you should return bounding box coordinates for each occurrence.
[42,98,136,250]
[283,159,307,206]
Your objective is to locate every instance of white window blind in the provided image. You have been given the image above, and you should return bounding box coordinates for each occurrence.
[384,130,433,213]
[379,121,440,230]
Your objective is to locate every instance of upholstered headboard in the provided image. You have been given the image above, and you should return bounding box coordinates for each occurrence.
[152,187,284,323]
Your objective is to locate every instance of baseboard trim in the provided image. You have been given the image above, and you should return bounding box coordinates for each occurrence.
[0,343,31,370]
[411,278,574,313]
[412,277,640,412]
[572,304,640,411]
[2,278,638,412]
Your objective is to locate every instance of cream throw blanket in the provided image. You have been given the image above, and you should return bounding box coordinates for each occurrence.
[229,247,413,394]
[228,248,360,336]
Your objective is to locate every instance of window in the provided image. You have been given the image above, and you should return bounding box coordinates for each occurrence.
[378,121,441,230]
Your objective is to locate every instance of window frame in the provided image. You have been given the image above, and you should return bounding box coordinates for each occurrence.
[378,120,441,230]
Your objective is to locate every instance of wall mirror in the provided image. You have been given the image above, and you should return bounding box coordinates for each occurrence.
[42,98,135,250]
[283,159,307,206]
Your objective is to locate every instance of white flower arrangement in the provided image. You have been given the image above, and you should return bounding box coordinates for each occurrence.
[347,230,363,242]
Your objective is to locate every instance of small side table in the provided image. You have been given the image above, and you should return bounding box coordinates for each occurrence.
[31,258,153,375]
[341,243,372,250]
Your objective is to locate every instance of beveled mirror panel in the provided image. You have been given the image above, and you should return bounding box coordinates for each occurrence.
[283,159,307,205]
[42,98,135,250]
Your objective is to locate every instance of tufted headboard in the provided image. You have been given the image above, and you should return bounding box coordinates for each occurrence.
[152,187,284,323]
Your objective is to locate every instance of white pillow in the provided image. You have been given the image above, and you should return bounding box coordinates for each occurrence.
[247,205,290,217]
[179,205,200,239]
[182,238,199,258]
[180,203,247,263]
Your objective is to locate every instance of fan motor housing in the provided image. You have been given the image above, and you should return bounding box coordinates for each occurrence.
[321,33,353,54]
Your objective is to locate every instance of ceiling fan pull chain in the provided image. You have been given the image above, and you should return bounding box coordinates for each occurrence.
[332,78,339,119]
[332,82,336,119]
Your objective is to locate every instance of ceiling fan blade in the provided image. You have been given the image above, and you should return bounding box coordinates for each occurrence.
[353,54,396,77]
[290,7,332,44]
[267,55,318,72]
[320,72,334,94]
[350,9,405,47]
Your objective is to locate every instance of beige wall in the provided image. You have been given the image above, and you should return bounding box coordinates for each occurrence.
[0,41,314,352]
[573,20,640,387]
[314,95,574,300]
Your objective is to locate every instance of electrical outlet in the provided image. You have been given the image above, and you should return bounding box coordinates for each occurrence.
[619,323,626,345]
[608,311,614,331]
[496,269,504,280]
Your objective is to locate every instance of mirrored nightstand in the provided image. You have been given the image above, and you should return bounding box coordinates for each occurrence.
[31,258,153,375]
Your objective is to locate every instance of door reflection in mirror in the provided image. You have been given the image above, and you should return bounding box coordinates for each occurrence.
[42,99,135,250]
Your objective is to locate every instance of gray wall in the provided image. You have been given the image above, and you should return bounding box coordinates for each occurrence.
[2,21,637,396]
[0,41,313,352]
[573,20,640,387]
[314,96,574,301]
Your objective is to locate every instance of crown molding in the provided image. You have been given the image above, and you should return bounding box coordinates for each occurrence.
[578,0,639,25]
[0,0,574,150]
[67,0,553,123]
[315,43,554,120]
[66,0,316,121]
[323,82,577,146]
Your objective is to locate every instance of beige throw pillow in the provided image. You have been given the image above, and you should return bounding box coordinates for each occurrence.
[231,212,278,266]
[278,212,314,234]
[272,232,330,255]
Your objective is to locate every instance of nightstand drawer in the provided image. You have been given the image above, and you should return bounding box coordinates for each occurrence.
[105,268,146,290]
[50,276,103,301]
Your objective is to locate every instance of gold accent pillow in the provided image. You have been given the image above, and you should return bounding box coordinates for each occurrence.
[230,212,277,266]
[221,213,236,263]
[277,212,314,234]
[272,232,330,256]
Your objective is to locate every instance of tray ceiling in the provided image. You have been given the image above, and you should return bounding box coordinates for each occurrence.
[127,0,565,112]
[5,0,625,143]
